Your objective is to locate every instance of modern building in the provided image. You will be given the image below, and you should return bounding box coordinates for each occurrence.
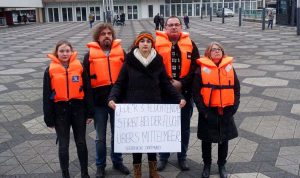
[0,0,43,26]
[42,0,258,22]
[1,0,259,25]
[276,0,297,26]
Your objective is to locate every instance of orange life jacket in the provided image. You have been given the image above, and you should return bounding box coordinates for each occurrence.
[155,31,192,79]
[48,52,84,102]
[197,56,235,108]
[87,40,124,88]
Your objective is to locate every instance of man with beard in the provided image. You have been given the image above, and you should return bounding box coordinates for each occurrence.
[83,23,129,178]
[155,16,200,171]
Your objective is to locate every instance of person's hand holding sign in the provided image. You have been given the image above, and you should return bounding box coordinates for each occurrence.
[179,99,186,108]
[108,100,116,110]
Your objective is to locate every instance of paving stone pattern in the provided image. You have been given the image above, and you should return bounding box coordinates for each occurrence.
[0,17,300,178]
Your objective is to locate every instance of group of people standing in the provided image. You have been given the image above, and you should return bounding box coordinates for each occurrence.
[154,13,165,31]
[43,15,240,178]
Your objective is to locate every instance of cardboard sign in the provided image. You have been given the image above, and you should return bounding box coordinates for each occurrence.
[114,104,181,153]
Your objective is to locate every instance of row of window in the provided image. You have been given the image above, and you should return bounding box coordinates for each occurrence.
[46,1,256,22]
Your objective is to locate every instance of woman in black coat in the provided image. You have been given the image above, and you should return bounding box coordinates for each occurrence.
[108,31,186,178]
[192,42,240,178]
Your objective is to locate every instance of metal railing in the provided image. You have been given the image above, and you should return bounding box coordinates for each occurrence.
[243,9,264,19]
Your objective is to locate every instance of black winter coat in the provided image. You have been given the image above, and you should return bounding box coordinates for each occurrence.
[108,48,183,104]
[192,66,240,143]
[43,64,94,127]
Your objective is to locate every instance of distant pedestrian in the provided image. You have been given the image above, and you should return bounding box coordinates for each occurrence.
[183,14,189,29]
[43,40,94,178]
[88,12,95,28]
[22,14,28,24]
[159,15,164,31]
[120,12,125,25]
[17,14,22,24]
[154,13,160,30]
[267,10,274,29]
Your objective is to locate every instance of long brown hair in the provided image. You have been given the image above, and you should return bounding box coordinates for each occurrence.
[52,40,73,58]
[204,42,226,59]
[92,23,116,42]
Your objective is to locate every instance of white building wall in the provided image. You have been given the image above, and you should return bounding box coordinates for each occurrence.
[139,0,163,19]
[0,0,43,8]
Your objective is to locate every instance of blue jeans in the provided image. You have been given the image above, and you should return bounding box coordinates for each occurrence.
[159,99,193,161]
[94,106,123,167]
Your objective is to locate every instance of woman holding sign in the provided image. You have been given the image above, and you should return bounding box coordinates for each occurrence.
[192,42,240,178]
[108,31,186,178]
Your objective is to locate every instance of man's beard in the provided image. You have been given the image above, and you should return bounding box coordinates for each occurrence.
[102,39,111,50]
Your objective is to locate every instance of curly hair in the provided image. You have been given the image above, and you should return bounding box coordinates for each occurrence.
[92,23,116,42]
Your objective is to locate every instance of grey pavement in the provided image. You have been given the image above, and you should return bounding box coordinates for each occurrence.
[0,17,300,178]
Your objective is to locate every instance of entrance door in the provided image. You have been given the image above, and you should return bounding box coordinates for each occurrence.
[75,7,87,21]
[113,6,124,17]
[62,7,73,22]
[127,5,138,20]
[148,5,153,18]
[90,6,101,20]
[48,8,59,22]
[183,3,193,16]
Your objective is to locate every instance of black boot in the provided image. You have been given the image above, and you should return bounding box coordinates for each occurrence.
[157,160,167,171]
[201,164,210,178]
[95,166,105,178]
[81,169,90,178]
[219,165,228,178]
[62,169,70,178]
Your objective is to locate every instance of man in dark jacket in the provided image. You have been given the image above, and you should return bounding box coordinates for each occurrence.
[154,13,160,30]
[83,23,129,178]
[155,16,200,171]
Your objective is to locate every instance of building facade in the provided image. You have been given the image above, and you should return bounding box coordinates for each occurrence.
[42,0,258,23]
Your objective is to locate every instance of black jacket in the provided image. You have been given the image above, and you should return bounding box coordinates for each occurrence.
[108,47,183,104]
[43,64,94,127]
[83,49,126,106]
[192,66,240,143]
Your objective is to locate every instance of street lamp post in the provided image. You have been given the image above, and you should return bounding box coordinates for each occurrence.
[222,0,225,23]
[297,0,300,35]
[239,0,242,26]
[200,0,203,19]
[210,0,212,21]
[262,0,266,30]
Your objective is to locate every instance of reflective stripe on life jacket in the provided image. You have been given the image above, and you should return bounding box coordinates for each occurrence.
[155,31,192,79]
[197,56,235,108]
[87,39,124,88]
[48,52,84,102]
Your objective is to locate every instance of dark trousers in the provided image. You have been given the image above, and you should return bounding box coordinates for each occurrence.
[202,140,228,166]
[155,23,159,30]
[94,106,123,167]
[268,20,273,29]
[133,153,157,164]
[55,108,88,172]
[159,99,193,161]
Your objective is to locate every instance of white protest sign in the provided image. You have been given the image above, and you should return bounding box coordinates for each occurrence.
[114,104,181,153]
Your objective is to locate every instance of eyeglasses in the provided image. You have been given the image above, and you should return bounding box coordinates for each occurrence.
[211,48,222,52]
[166,23,181,28]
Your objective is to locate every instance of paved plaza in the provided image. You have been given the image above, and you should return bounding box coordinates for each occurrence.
[0,17,300,178]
